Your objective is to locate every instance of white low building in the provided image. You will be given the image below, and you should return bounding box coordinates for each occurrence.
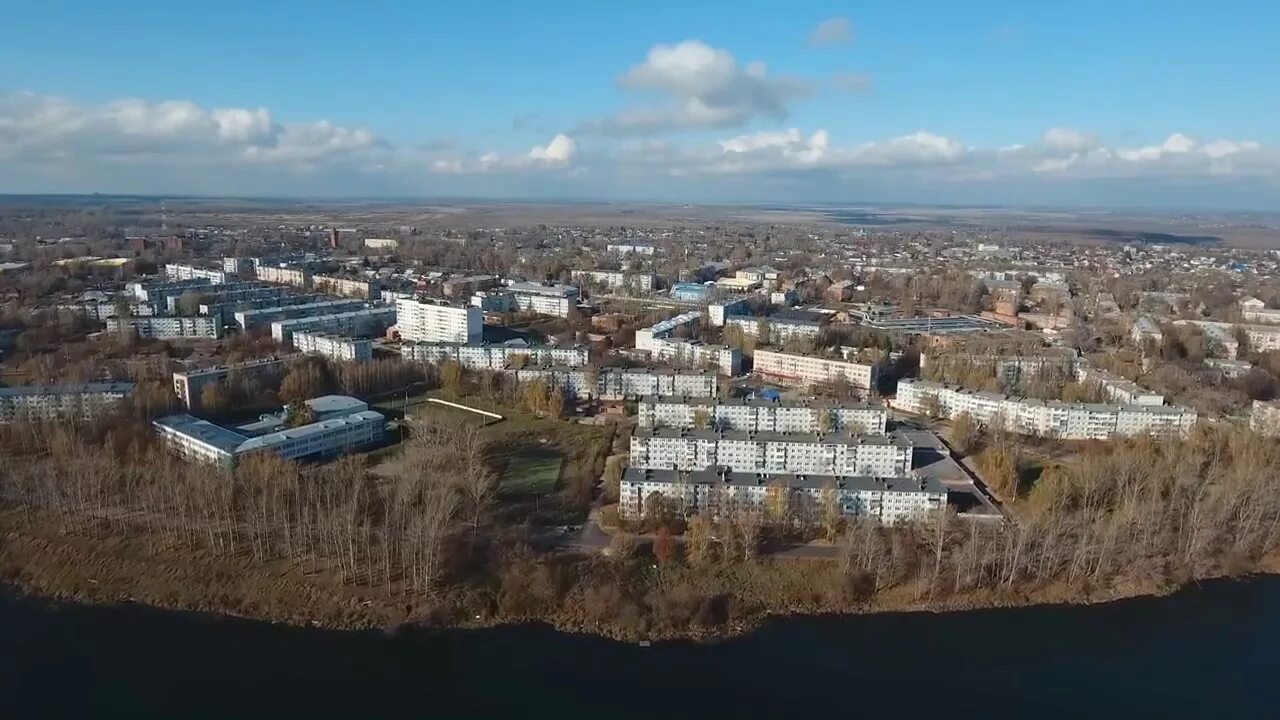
[1076,366,1164,405]
[292,331,373,362]
[402,341,589,369]
[635,311,702,353]
[629,428,913,477]
[638,397,887,435]
[620,468,946,526]
[164,263,227,285]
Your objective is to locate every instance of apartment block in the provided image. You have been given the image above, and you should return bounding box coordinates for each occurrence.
[638,397,887,435]
[314,274,378,299]
[402,341,588,369]
[620,467,946,526]
[0,382,134,424]
[234,299,366,331]
[515,366,595,398]
[172,355,295,411]
[645,337,742,375]
[607,242,655,255]
[569,270,656,292]
[126,278,212,305]
[255,265,312,288]
[1076,366,1164,405]
[707,296,753,327]
[724,309,828,344]
[892,379,1196,440]
[164,263,227,285]
[200,293,325,325]
[502,281,581,318]
[920,348,1079,385]
[629,427,913,477]
[754,349,879,390]
[292,331,373,362]
[636,311,702,352]
[395,297,483,343]
[272,307,396,346]
[599,368,718,399]
[106,315,222,339]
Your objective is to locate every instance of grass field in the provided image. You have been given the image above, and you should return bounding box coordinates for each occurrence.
[500,449,564,496]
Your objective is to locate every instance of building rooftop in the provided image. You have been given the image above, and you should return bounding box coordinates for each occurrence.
[639,395,882,411]
[633,426,911,447]
[622,467,945,495]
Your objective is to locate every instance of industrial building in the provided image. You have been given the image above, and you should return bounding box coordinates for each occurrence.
[638,397,887,435]
[619,468,945,526]
[0,382,135,424]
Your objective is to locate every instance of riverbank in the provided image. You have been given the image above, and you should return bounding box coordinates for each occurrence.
[4,512,1275,642]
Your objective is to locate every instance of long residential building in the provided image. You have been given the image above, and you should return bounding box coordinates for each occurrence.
[0,382,135,424]
[753,349,879,391]
[234,299,366,331]
[126,278,212,306]
[172,355,296,411]
[724,309,829,344]
[255,265,312,288]
[644,337,742,375]
[395,297,483,343]
[314,274,378,299]
[106,315,222,339]
[629,427,913,477]
[292,331,373,362]
[620,467,946,526]
[154,397,384,468]
[402,341,589,369]
[164,263,228,285]
[600,368,718,399]
[920,348,1079,385]
[1075,366,1164,405]
[569,270,656,292]
[638,397,887,435]
[200,293,326,324]
[892,379,1196,439]
[1175,320,1280,356]
[272,307,396,346]
[165,284,284,313]
[635,311,701,352]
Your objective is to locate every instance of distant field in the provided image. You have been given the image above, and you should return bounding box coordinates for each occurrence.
[406,401,490,426]
[500,450,564,496]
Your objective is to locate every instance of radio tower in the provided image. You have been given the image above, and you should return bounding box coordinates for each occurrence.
[160,201,168,232]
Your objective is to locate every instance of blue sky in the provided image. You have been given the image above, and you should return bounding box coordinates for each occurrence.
[2,1,1278,208]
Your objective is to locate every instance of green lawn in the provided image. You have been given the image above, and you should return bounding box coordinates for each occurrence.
[500,450,564,496]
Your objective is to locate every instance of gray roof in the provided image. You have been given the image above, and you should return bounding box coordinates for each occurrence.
[633,426,911,447]
[638,395,882,412]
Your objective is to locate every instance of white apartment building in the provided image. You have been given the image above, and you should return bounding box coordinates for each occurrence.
[724,311,827,345]
[364,237,400,250]
[314,274,377,299]
[637,397,887,435]
[645,337,742,375]
[1240,297,1280,325]
[619,468,946,526]
[154,405,385,469]
[501,281,581,318]
[599,368,718,399]
[172,355,295,410]
[255,265,312,288]
[272,307,396,346]
[569,270,656,292]
[402,341,588,369]
[1076,366,1164,405]
[892,379,1196,440]
[106,315,222,339]
[223,257,250,274]
[0,382,134,424]
[920,349,1079,386]
[515,367,595,398]
[1176,320,1278,356]
[234,299,367,331]
[635,311,703,353]
[629,428,913,477]
[292,331,373,362]
[708,296,752,327]
[127,278,212,305]
[395,297,483,343]
[164,263,227,285]
[1251,400,1280,437]
[754,349,879,390]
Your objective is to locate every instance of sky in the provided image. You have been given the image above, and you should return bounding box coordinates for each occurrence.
[1,0,1278,209]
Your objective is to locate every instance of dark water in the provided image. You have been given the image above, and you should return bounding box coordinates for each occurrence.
[3,577,1279,719]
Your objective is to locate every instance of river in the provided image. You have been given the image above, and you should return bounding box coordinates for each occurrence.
[2,576,1278,718]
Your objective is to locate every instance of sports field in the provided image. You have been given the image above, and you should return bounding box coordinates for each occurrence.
[500,449,564,496]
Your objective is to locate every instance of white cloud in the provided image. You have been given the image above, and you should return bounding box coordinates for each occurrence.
[528,133,576,165]
[1043,127,1096,153]
[593,40,809,134]
[809,17,853,46]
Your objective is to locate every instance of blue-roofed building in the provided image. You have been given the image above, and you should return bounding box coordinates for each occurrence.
[670,282,712,302]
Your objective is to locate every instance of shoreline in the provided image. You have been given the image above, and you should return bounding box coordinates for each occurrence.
[5,516,1276,643]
